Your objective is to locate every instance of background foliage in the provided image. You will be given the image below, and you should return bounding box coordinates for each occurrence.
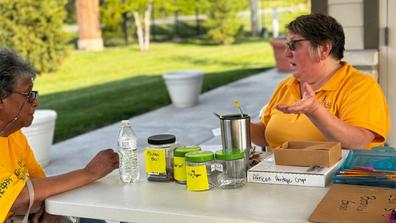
[0,0,68,73]
[204,0,247,44]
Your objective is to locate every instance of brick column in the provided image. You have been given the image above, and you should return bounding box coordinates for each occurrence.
[76,0,104,51]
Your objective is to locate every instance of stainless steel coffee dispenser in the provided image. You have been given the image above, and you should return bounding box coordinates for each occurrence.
[219,114,251,158]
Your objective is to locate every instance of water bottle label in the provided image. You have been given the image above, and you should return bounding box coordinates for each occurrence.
[174,157,186,181]
[144,149,166,174]
[186,165,209,191]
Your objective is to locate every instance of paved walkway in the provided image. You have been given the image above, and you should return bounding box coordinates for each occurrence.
[45,68,288,176]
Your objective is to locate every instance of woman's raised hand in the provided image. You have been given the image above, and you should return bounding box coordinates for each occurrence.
[276,82,320,115]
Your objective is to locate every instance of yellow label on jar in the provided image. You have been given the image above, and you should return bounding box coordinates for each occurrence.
[145,149,166,174]
[186,165,209,191]
[174,157,186,181]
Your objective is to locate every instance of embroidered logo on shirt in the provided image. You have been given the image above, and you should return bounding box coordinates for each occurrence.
[320,96,332,110]
[14,160,29,180]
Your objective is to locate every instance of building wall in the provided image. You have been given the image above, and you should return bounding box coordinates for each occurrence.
[379,0,396,146]
[328,0,364,50]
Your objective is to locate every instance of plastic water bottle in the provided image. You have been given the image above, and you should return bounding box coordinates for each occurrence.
[118,120,139,183]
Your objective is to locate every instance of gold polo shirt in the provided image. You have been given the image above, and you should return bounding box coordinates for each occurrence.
[261,62,390,149]
[0,130,45,222]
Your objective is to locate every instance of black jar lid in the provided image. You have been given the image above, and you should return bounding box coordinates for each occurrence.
[148,134,176,145]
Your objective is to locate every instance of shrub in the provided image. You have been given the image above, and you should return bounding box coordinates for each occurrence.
[0,0,68,73]
[204,0,246,45]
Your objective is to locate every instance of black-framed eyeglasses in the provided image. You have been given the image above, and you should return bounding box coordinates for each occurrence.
[285,39,308,51]
[12,90,39,103]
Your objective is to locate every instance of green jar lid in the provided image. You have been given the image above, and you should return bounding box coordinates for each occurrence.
[174,146,201,157]
[215,150,245,161]
[185,151,214,163]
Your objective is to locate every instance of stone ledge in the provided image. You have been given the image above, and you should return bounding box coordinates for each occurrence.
[344,49,378,81]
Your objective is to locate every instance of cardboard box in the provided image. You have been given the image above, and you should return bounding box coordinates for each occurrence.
[273,141,341,167]
[309,184,395,223]
[247,151,348,187]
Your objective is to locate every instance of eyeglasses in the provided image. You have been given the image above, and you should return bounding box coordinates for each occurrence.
[12,90,39,103]
[285,39,309,51]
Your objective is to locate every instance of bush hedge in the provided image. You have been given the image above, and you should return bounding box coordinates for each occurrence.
[0,0,68,73]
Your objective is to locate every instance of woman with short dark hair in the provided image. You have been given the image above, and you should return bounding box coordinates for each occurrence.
[251,14,390,150]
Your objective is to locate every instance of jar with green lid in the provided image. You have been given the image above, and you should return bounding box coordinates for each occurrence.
[215,150,246,189]
[173,146,201,184]
[144,134,176,182]
[185,151,217,191]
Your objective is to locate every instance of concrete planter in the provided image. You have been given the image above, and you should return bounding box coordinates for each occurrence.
[22,109,57,167]
[163,70,204,108]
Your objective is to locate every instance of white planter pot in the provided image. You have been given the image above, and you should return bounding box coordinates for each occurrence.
[163,70,204,108]
[22,109,57,167]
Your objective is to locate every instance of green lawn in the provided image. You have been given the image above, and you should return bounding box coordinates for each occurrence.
[35,38,275,142]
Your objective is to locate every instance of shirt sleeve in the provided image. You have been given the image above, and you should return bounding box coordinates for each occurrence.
[338,77,390,143]
[19,132,46,178]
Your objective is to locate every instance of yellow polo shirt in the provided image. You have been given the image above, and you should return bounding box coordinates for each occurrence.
[261,62,390,149]
[0,130,45,222]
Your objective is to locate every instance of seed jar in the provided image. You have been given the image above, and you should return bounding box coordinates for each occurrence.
[215,150,246,189]
[173,146,202,184]
[185,151,216,191]
[144,134,176,182]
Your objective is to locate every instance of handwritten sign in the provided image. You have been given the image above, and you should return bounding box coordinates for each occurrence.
[144,149,166,174]
[309,184,396,223]
[186,165,209,191]
[251,173,308,185]
[173,157,186,181]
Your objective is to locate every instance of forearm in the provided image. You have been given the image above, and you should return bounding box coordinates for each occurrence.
[12,168,96,212]
[307,105,374,149]
[250,122,268,147]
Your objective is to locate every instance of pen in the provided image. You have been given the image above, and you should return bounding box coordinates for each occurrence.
[387,209,396,223]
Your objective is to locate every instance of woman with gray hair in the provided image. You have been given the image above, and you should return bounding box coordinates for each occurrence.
[251,14,390,150]
[0,49,119,222]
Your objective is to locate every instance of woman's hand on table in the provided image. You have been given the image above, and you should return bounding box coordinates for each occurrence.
[84,149,119,181]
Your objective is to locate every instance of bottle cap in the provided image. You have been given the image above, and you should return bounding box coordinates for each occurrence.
[148,134,176,145]
[185,151,214,163]
[121,120,130,125]
[215,150,245,161]
[174,146,201,157]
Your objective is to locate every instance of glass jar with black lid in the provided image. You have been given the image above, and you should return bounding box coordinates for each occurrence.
[144,134,176,182]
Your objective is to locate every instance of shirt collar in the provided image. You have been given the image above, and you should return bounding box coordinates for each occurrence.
[320,61,349,91]
[286,61,350,94]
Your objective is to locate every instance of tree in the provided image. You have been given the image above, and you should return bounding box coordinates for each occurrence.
[175,0,205,36]
[101,0,177,51]
[0,0,68,73]
[250,0,261,36]
[123,0,156,51]
[204,0,247,45]
[101,0,131,45]
[76,0,104,51]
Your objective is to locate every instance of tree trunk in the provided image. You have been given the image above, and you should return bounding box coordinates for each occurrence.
[122,12,129,45]
[132,0,152,51]
[195,7,200,35]
[250,0,261,36]
[143,1,152,50]
[75,0,104,51]
[132,11,145,50]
